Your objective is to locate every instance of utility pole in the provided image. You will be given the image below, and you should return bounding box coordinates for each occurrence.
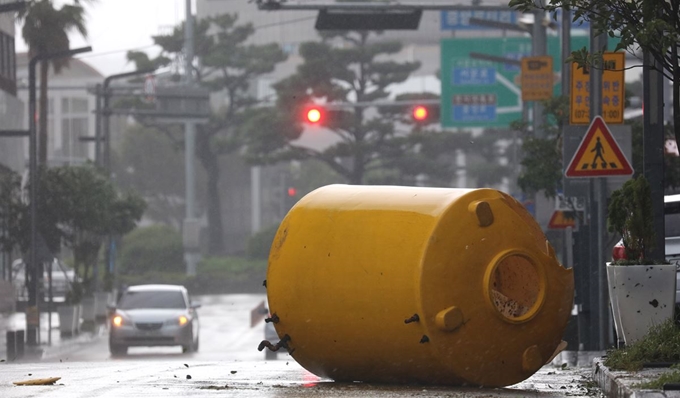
[589,19,609,351]
[27,46,92,347]
[531,5,546,138]
[183,0,200,276]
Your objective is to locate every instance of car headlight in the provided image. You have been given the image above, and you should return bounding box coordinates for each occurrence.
[112,315,124,327]
[165,316,189,326]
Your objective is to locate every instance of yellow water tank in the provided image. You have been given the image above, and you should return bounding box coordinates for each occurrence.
[265,185,573,387]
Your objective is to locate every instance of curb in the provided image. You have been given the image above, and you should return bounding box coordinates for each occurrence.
[6,325,106,363]
[41,326,106,360]
[592,357,680,398]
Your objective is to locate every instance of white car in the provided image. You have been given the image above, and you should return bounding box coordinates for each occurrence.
[108,284,200,356]
[10,258,78,299]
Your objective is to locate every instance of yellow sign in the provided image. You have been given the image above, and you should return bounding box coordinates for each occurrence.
[565,116,633,177]
[548,211,577,230]
[26,306,39,326]
[570,52,625,125]
[521,56,554,101]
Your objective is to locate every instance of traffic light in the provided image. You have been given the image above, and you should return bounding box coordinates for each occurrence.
[287,187,297,197]
[410,103,439,125]
[304,106,324,125]
[412,105,428,122]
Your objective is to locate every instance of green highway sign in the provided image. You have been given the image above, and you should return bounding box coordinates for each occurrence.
[440,35,589,128]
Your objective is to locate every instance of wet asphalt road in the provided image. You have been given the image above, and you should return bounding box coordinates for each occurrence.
[0,294,604,397]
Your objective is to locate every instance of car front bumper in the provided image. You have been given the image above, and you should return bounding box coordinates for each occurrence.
[109,322,193,347]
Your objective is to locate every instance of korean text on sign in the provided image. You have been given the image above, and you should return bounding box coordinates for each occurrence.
[570,52,625,125]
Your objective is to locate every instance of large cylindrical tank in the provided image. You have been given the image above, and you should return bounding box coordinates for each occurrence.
[266,185,574,387]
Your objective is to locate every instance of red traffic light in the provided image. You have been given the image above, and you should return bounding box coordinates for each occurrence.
[412,105,428,121]
[305,107,323,124]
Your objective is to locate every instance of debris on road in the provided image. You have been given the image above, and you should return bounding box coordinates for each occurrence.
[200,385,230,390]
[13,377,61,386]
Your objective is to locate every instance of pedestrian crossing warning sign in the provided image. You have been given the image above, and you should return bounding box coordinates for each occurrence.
[565,116,633,178]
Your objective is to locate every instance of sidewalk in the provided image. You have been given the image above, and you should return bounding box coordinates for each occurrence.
[0,311,104,362]
[593,357,680,397]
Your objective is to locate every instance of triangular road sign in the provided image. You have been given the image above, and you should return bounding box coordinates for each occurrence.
[565,116,634,178]
[548,210,577,230]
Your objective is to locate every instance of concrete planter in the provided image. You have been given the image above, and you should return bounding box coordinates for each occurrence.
[94,292,111,322]
[57,305,77,337]
[607,263,676,345]
[74,304,82,334]
[80,297,96,332]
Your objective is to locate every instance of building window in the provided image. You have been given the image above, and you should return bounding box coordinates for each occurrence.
[60,97,89,161]
[0,30,16,95]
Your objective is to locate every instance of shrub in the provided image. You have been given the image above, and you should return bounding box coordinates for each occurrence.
[119,224,184,274]
[199,256,267,274]
[604,319,680,371]
[246,223,280,260]
[117,256,268,295]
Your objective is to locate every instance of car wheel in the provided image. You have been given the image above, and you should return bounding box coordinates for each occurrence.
[110,343,127,356]
[265,350,277,360]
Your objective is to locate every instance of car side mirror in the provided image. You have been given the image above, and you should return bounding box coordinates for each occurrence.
[190,302,201,309]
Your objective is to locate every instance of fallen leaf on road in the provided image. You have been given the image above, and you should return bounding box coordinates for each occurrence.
[186,375,192,380]
[184,364,189,368]
[13,377,61,386]
[230,371,237,374]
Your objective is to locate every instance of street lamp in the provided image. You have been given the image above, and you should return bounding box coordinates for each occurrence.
[96,68,155,294]
[101,68,156,173]
[27,46,92,347]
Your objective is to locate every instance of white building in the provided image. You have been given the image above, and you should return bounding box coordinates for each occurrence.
[0,12,24,173]
[16,54,103,166]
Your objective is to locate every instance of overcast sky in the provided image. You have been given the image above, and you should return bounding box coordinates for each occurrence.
[16,0,190,76]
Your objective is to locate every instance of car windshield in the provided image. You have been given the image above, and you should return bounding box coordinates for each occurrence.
[118,291,187,310]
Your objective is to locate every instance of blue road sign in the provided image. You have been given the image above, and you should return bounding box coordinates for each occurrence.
[441,10,518,30]
[452,67,496,85]
[451,93,497,122]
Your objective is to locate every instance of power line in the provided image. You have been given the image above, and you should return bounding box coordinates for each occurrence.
[74,15,317,61]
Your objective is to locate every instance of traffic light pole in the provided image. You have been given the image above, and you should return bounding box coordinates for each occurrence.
[531,7,547,138]
[256,1,511,11]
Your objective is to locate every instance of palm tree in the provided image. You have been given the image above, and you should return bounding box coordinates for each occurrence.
[18,0,93,166]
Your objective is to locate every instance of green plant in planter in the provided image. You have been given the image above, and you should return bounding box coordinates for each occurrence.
[607,175,659,264]
[65,280,84,305]
[102,271,114,292]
